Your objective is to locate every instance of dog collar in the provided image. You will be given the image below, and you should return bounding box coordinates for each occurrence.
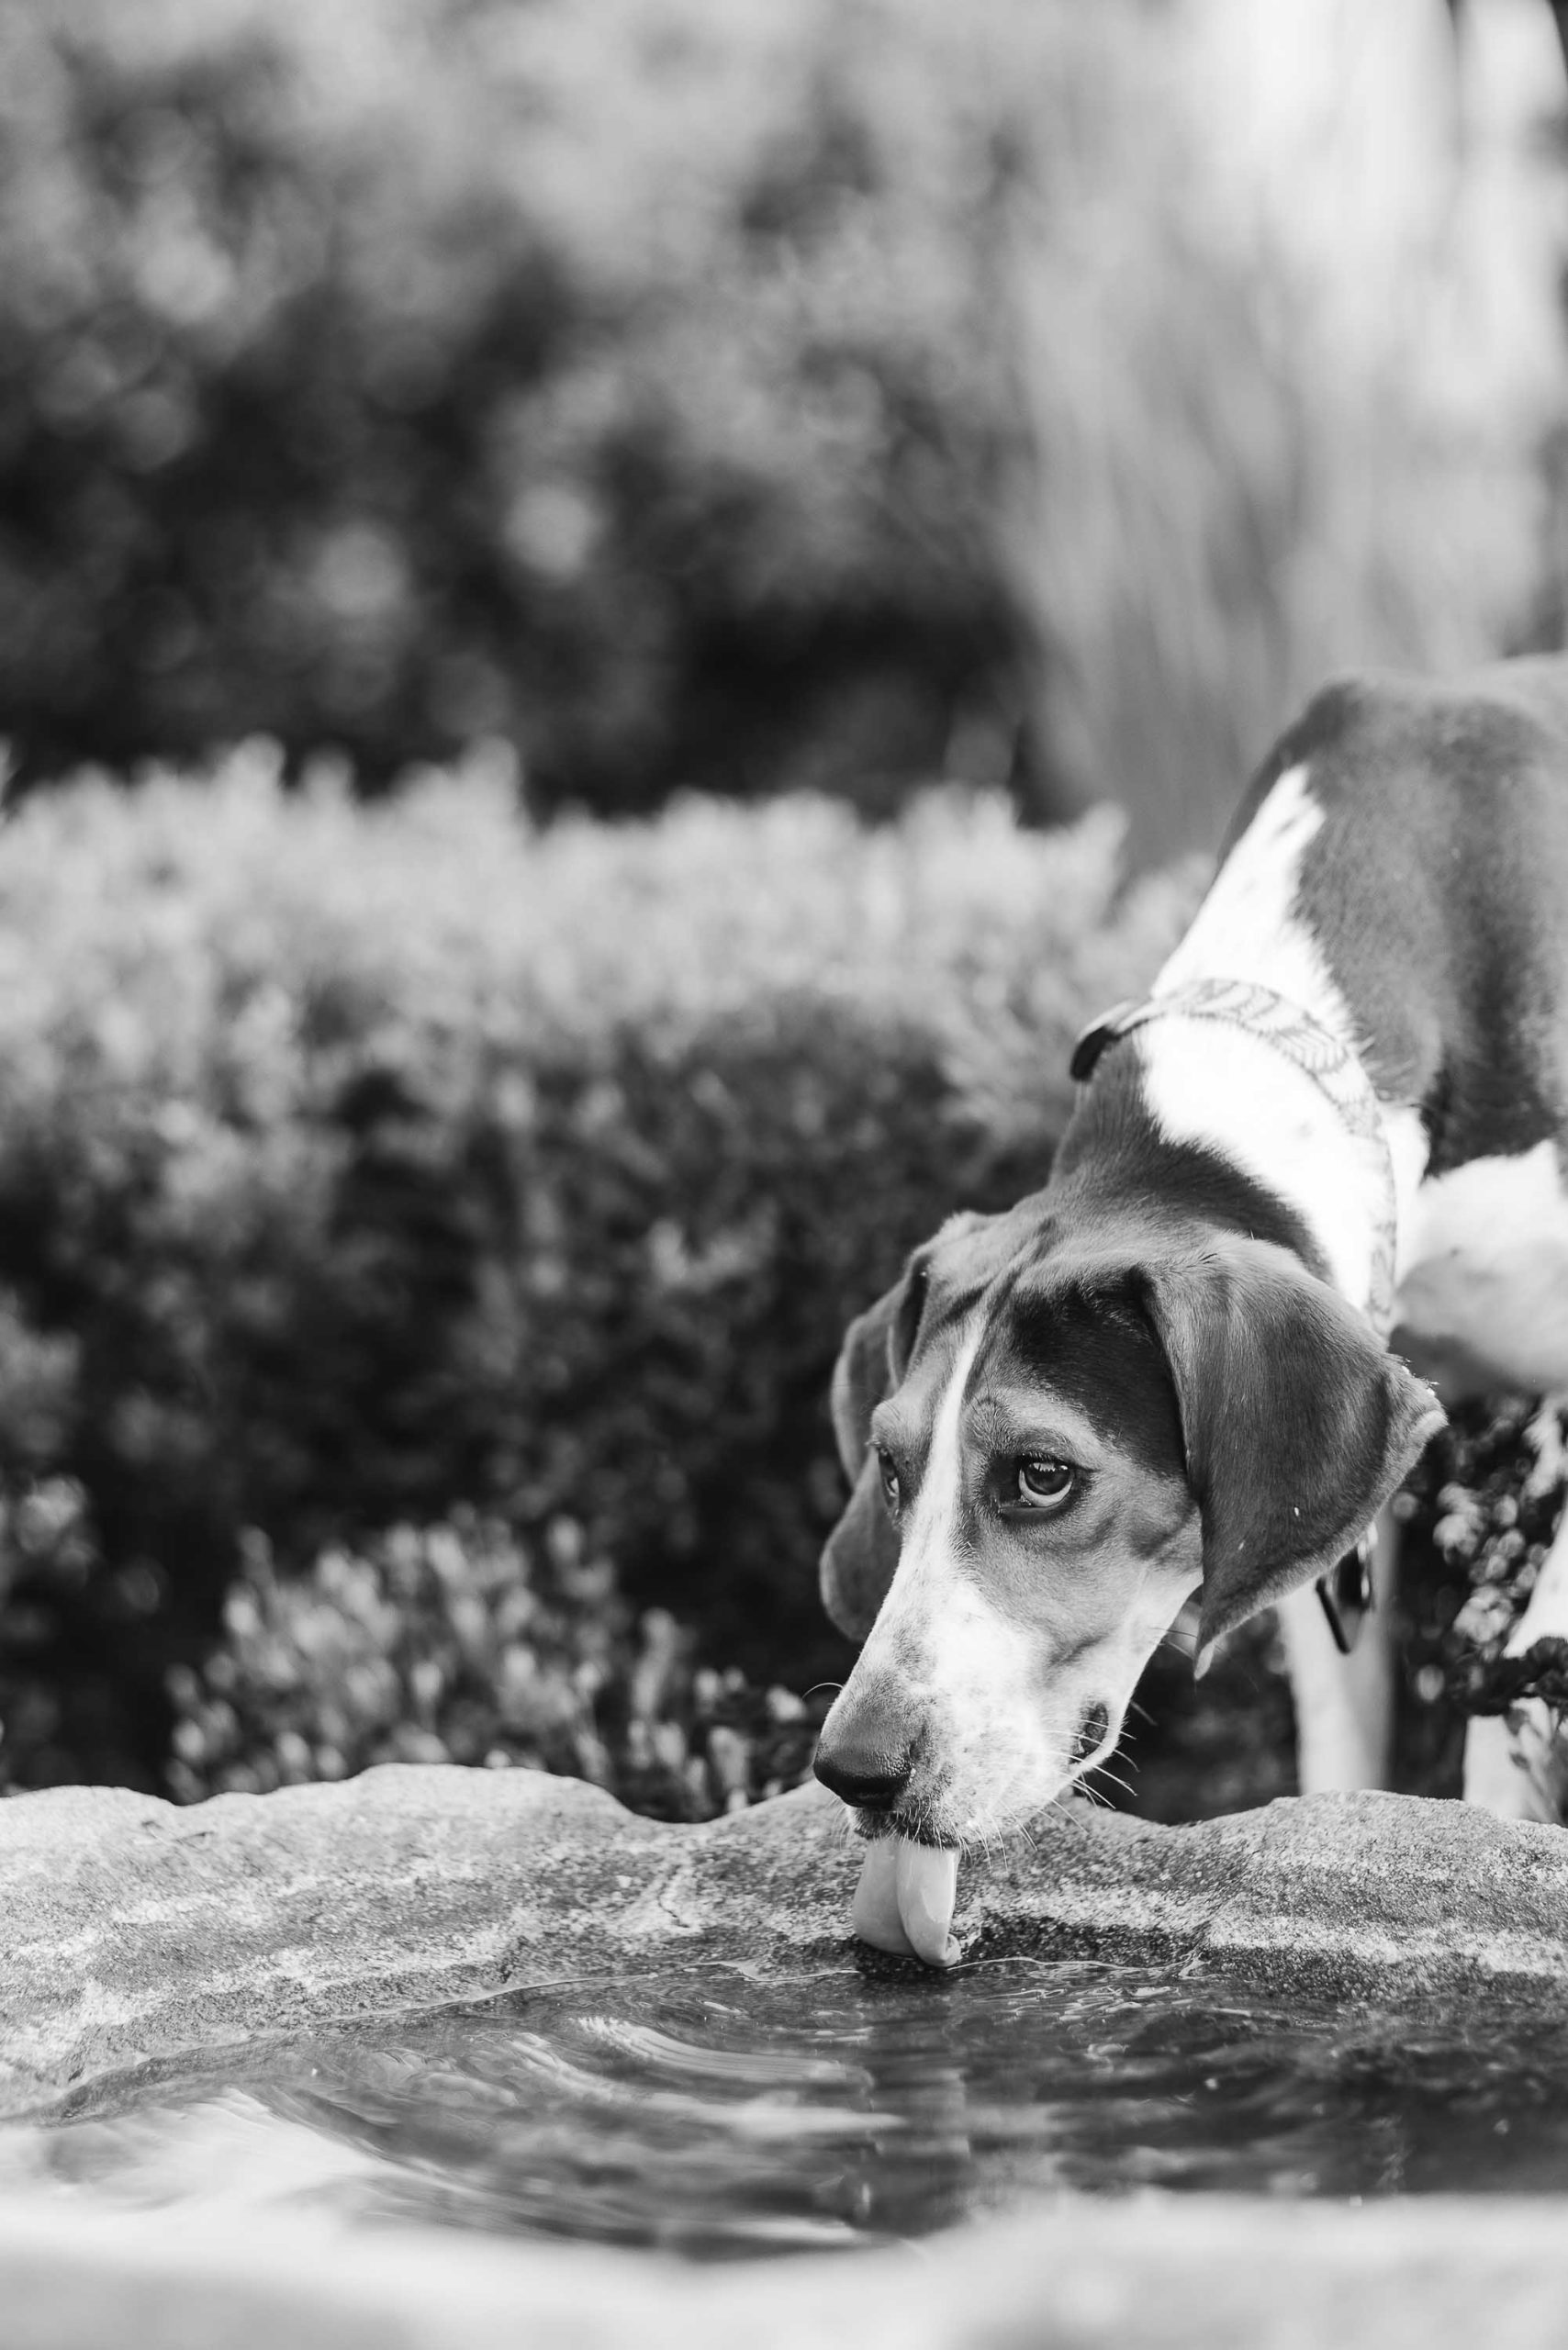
[1070,977,1397,1337]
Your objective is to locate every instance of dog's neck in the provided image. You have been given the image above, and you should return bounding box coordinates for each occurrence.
[1068,981,1400,1327]
[1052,1041,1337,1283]
[1058,766,1425,1322]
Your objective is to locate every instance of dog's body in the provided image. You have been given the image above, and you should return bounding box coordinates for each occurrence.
[1157,660,1568,1402]
[815,658,1568,1942]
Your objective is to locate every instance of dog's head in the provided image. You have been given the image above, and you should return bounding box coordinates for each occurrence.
[814,1195,1442,1845]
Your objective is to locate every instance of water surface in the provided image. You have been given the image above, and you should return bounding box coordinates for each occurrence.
[7,1959,1563,2259]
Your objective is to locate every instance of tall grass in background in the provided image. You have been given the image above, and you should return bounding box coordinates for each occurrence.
[986,0,1564,856]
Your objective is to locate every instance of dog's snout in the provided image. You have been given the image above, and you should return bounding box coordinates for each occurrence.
[813,1738,913,1811]
[813,1661,923,1811]
[813,1678,916,1811]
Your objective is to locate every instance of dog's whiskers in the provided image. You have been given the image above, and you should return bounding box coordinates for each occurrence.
[1085,1762,1137,1805]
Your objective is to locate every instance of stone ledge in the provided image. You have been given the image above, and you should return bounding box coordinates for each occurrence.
[1,1766,1566,2116]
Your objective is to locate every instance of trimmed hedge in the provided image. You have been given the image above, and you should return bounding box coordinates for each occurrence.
[0,759,1198,1791]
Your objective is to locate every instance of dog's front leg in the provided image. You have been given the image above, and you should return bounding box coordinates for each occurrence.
[1276,1510,1396,1792]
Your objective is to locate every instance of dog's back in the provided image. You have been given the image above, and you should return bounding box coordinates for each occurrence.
[1226,659,1568,1178]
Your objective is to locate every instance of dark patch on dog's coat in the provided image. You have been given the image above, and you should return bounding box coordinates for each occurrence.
[1231,662,1568,1176]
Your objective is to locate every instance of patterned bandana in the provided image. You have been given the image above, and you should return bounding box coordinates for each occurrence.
[1070,976,1399,1337]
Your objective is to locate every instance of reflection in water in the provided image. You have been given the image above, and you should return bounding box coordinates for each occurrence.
[4,1959,1566,2261]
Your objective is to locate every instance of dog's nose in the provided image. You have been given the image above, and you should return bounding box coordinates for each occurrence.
[813,1735,913,1811]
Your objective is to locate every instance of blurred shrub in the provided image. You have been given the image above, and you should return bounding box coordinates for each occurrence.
[0,0,1057,812]
[0,1472,156,1789]
[0,755,1198,1790]
[165,1509,832,1818]
[0,1,1553,849]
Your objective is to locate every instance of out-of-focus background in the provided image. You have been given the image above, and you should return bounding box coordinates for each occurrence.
[0,0,1563,1817]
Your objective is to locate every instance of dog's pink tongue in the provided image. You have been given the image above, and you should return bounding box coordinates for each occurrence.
[852,1837,959,1968]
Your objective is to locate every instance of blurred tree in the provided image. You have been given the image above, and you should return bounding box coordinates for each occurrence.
[0,0,1049,814]
[0,0,1559,848]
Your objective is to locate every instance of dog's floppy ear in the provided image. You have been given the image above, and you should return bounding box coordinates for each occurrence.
[1137,1236,1444,1673]
[819,1257,932,1641]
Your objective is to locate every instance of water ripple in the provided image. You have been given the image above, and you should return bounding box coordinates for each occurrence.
[9,1958,1568,2259]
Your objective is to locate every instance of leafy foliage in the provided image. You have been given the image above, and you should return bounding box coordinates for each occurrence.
[165,1511,832,1817]
[0,759,1197,1791]
[0,0,1052,810]
[6,753,1551,1818]
[1393,1399,1568,1796]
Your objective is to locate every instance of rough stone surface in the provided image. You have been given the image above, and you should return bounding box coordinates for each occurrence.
[2,1765,1568,2116]
[5,1767,1568,2346]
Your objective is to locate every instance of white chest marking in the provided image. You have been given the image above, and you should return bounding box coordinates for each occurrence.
[1397,1140,1568,1393]
[1136,1024,1387,1306]
[1141,764,1392,1312]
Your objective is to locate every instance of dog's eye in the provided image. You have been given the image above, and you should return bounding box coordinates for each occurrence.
[876,1450,902,1512]
[1015,1455,1075,1509]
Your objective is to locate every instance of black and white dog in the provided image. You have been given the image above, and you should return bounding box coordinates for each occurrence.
[813,658,1568,1963]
